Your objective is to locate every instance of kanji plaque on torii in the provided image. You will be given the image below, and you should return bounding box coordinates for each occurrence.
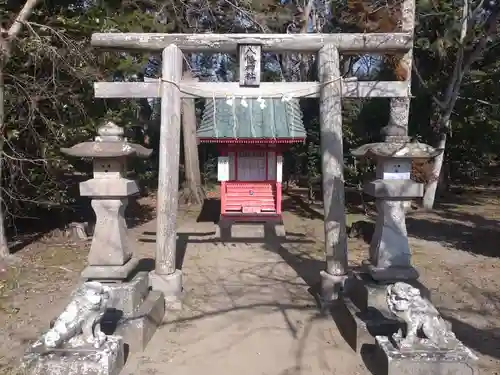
[91,18,415,310]
[239,44,261,86]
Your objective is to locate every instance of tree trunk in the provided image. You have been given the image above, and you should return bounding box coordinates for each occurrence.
[422,132,447,210]
[0,0,42,257]
[180,70,204,205]
[0,65,9,257]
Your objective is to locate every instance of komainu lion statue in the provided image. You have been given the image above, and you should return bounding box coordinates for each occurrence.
[41,281,112,350]
[386,282,459,350]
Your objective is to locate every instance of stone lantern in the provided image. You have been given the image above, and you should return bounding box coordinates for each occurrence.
[61,121,152,281]
[351,125,441,283]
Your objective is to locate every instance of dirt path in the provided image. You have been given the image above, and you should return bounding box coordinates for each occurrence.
[0,192,499,375]
[124,220,366,375]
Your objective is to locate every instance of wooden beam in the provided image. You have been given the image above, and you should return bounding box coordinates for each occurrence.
[91,32,413,53]
[94,81,410,99]
[318,44,348,292]
[238,44,261,87]
[155,44,183,276]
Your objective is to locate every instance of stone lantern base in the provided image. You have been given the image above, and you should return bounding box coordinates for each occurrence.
[363,180,423,283]
[81,259,140,281]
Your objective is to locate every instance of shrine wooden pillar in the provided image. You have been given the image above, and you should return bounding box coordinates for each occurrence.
[149,44,184,308]
[318,44,348,303]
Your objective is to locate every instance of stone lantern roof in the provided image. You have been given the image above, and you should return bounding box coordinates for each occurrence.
[351,140,442,159]
[351,123,442,160]
[61,121,152,158]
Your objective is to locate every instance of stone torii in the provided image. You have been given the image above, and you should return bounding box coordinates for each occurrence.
[90,2,415,307]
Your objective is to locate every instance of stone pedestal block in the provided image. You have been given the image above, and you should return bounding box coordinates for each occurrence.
[333,272,430,352]
[89,198,132,266]
[367,199,418,282]
[114,291,165,352]
[81,258,139,281]
[331,297,402,353]
[106,271,150,315]
[150,269,183,311]
[374,336,477,375]
[22,336,125,375]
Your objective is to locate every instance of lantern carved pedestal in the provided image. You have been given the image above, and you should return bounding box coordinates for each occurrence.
[334,124,442,353]
[60,122,165,355]
[61,122,151,280]
[352,130,441,283]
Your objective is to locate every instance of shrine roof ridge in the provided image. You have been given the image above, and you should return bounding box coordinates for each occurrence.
[91,32,413,53]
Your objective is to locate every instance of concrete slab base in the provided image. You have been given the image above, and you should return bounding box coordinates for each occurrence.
[149,270,183,311]
[81,258,139,281]
[114,291,165,353]
[105,271,149,315]
[331,297,402,353]
[22,336,125,375]
[374,335,478,375]
[216,218,286,240]
[363,260,419,283]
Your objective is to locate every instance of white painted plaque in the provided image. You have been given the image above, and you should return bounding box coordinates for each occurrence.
[379,159,411,180]
[276,155,283,183]
[218,156,229,181]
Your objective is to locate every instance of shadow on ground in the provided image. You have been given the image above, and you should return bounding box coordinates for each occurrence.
[406,210,500,258]
[8,196,154,255]
[139,226,326,303]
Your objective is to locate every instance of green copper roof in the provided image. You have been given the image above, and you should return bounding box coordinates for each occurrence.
[197,98,306,140]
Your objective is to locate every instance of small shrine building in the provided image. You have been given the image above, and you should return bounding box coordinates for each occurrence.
[197,97,306,222]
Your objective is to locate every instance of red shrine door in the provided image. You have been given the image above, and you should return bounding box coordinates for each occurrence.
[237,151,266,181]
[221,149,281,217]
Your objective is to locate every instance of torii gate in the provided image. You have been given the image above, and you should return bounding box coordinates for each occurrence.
[91,2,415,306]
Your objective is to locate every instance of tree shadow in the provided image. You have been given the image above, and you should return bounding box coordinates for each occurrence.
[196,199,221,223]
[283,189,375,221]
[7,195,154,255]
[406,211,500,258]
[137,227,326,301]
[282,193,323,220]
[425,187,500,212]
[441,313,500,361]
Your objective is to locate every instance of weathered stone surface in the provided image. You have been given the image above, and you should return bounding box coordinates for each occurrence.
[150,270,183,311]
[105,271,150,316]
[365,197,419,282]
[331,297,402,352]
[386,282,462,351]
[351,140,442,159]
[79,179,140,197]
[42,282,112,351]
[81,258,139,281]
[114,291,165,352]
[364,179,423,198]
[60,121,152,159]
[375,335,477,375]
[319,271,346,306]
[364,262,419,283]
[88,198,132,266]
[334,272,431,351]
[347,272,429,315]
[23,336,125,375]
